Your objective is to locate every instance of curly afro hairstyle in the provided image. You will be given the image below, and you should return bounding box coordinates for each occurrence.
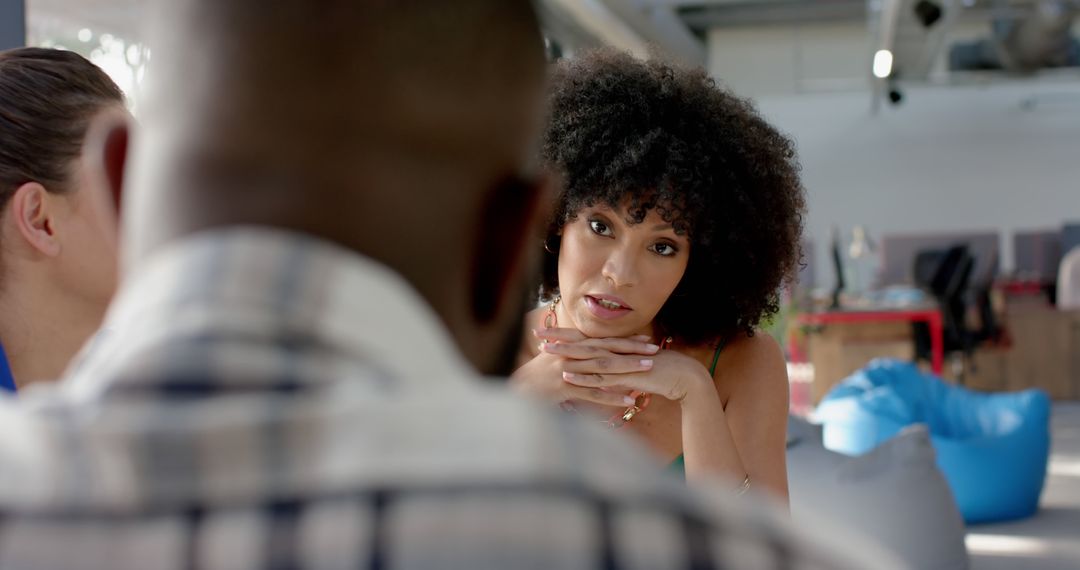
[539,49,805,345]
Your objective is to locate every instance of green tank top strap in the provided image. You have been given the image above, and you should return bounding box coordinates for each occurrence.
[708,337,728,377]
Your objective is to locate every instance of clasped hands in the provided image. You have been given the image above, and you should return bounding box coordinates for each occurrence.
[511,327,714,412]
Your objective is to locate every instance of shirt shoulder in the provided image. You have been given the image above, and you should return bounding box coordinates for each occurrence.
[0,385,896,569]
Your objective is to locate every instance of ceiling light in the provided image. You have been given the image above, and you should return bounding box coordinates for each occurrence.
[873,49,894,78]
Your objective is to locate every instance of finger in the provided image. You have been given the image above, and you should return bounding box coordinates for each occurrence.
[533,327,587,343]
[539,341,612,360]
[535,328,652,344]
[536,341,656,361]
[575,337,660,355]
[541,342,657,362]
[534,329,658,354]
[563,370,659,395]
[564,371,625,389]
[563,385,637,408]
[561,356,654,375]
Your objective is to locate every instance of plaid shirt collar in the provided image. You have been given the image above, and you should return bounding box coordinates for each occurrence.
[61,227,478,401]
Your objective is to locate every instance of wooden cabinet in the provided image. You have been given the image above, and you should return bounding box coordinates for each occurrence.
[805,321,914,404]
[997,305,1077,399]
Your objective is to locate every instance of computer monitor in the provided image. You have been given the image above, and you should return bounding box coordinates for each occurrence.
[1062,222,1080,259]
[1013,229,1062,282]
[878,231,999,288]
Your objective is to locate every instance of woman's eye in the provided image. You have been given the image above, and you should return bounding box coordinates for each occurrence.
[589,220,613,237]
[652,243,677,257]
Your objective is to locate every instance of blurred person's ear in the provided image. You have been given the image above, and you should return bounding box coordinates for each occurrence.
[83,108,130,218]
[469,171,555,375]
[9,182,62,258]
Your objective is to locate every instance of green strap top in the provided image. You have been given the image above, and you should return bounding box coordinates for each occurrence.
[668,339,727,474]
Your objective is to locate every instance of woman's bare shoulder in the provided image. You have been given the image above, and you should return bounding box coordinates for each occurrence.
[712,332,788,400]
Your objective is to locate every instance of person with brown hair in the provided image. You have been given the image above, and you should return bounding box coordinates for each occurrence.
[0,47,125,390]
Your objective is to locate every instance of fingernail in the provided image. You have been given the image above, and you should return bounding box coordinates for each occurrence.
[623,396,637,406]
[562,372,575,380]
[645,344,660,352]
[640,359,653,368]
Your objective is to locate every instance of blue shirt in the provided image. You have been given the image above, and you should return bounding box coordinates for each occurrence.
[0,343,14,393]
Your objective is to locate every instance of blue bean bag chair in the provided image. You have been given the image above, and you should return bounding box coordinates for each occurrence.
[815,359,1051,524]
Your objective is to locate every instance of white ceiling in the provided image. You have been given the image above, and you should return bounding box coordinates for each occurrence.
[21,0,859,57]
[25,0,1070,72]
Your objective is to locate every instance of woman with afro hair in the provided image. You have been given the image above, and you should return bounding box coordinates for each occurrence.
[511,49,804,503]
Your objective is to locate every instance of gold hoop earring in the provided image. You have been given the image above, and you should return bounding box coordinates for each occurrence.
[543,296,560,329]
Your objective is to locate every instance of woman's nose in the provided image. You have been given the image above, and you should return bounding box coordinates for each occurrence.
[601,247,638,288]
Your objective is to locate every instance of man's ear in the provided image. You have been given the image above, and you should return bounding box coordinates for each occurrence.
[82,108,131,216]
[9,182,61,257]
[469,172,555,324]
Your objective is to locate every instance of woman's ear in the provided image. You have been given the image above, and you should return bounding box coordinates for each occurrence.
[9,182,62,257]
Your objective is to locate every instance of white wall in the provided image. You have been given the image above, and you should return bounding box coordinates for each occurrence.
[708,23,871,97]
[708,23,1080,287]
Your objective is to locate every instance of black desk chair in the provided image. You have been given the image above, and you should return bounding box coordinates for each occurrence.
[912,245,977,374]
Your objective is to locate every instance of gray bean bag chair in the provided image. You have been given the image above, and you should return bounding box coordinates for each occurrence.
[787,416,969,569]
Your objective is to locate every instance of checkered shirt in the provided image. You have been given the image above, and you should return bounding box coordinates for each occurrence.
[0,228,902,569]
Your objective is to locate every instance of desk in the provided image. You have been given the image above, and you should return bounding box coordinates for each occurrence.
[792,308,944,375]
[993,278,1053,309]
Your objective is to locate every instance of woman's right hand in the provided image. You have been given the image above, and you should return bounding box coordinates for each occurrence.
[509,328,660,409]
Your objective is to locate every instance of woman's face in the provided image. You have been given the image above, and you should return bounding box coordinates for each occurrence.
[556,201,690,339]
[52,153,120,311]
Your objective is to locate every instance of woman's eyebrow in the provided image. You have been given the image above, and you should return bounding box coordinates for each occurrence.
[651,223,674,231]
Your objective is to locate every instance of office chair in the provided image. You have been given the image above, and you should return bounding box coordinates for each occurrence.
[912,245,978,374]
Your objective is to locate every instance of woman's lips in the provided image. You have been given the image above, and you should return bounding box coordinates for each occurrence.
[584,295,632,320]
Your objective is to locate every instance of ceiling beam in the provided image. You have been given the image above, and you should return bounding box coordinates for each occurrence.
[541,0,649,57]
[679,0,867,31]
[598,0,707,66]
[649,0,820,7]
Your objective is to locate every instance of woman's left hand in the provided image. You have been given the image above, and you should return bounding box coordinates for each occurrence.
[549,344,715,405]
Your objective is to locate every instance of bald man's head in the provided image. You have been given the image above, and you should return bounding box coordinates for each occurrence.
[108,0,551,373]
[130,0,544,221]
[148,2,539,156]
